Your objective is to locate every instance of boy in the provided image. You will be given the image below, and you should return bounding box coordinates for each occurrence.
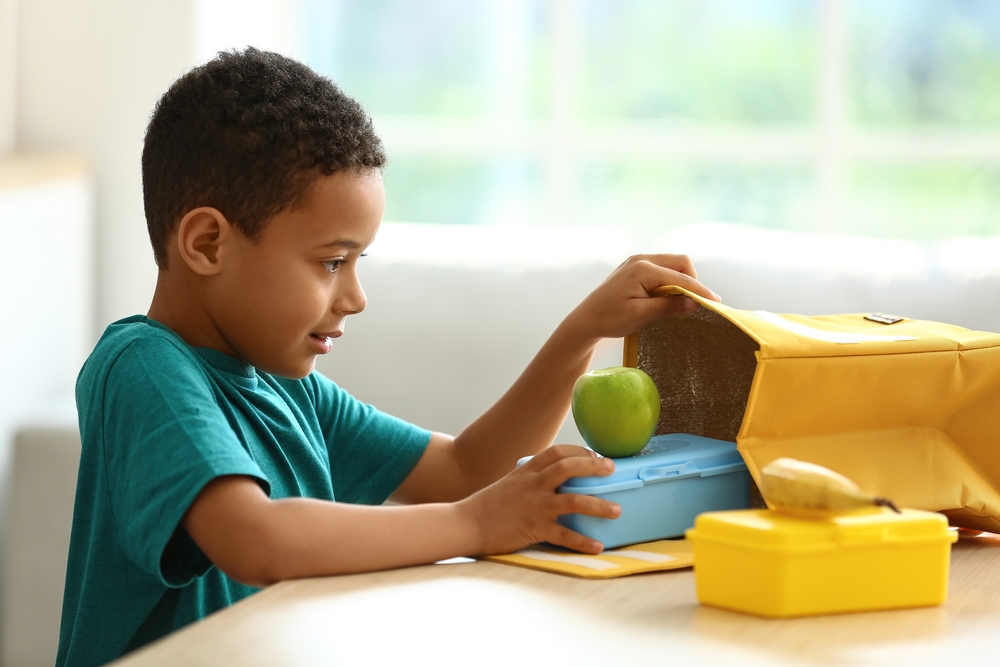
[56,48,720,667]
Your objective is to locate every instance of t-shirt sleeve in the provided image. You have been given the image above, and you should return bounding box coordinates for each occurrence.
[101,338,268,587]
[306,372,432,505]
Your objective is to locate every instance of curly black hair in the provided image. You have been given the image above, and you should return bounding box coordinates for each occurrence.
[142,47,386,268]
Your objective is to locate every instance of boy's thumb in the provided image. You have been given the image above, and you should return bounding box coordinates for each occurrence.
[661,294,698,317]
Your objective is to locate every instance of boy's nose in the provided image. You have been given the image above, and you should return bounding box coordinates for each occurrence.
[348,286,367,314]
[335,271,367,315]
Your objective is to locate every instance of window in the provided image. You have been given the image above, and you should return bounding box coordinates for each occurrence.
[198,0,1000,240]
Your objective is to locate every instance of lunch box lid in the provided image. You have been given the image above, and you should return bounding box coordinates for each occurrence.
[557,433,746,496]
[687,508,957,552]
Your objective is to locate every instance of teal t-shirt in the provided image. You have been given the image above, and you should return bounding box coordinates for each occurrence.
[56,316,432,667]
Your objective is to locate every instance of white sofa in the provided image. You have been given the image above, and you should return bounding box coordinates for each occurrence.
[6,221,1000,666]
[3,429,80,667]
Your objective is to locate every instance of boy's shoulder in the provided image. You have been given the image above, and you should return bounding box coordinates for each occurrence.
[92,313,189,353]
[79,314,324,404]
[83,314,202,371]
[77,315,209,401]
[77,314,341,427]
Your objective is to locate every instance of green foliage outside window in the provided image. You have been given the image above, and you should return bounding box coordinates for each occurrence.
[302,0,1000,239]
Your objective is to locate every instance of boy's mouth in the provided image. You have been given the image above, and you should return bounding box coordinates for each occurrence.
[309,332,339,354]
[310,330,342,340]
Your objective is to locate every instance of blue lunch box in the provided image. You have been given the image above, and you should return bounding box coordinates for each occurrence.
[557,433,751,549]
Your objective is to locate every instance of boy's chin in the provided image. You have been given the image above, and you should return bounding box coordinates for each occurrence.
[285,363,318,380]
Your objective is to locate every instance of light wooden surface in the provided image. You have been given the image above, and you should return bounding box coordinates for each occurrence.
[113,534,1000,667]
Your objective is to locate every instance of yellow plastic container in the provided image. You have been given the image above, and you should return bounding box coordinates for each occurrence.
[685,508,957,618]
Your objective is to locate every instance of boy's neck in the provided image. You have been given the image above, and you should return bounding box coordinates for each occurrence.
[147,268,239,358]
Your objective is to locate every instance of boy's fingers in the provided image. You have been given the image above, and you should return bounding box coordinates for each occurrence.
[633,291,696,316]
[628,291,699,323]
[539,454,614,489]
[639,264,719,303]
[655,294,699,317]
[544,524,604,555]
[553,493,621,520]
[668,295,699,315]
[626,253,698,279]
[523,444,596,470]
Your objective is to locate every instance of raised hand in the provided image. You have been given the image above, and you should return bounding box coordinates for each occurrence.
[564,254,722,343]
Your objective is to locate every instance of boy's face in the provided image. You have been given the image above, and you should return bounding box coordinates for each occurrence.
[208,169,384,379]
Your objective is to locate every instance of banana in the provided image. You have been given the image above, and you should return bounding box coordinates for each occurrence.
[759,457,900,517]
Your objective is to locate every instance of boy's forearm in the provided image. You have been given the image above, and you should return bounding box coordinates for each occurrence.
[184,476,481,586]
[261,498,476,581]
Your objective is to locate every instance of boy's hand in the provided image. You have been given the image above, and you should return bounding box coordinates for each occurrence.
[566,254,721,343]
[459,445,621,555]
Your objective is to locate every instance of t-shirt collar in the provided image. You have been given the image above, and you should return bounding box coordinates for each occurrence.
[192,346,256,379]
[137,315,257,379]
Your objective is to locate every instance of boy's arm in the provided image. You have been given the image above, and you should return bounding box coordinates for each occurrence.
[391,254,721,504]
[181,445,619,585]
[181,254,714,583]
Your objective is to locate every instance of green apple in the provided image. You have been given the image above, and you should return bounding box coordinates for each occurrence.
[571,366,661,458]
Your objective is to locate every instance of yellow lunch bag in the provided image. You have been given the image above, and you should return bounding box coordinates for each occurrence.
[625,286,1000,533]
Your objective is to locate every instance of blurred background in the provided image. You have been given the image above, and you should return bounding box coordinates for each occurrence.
[3,0,1000,664]
[9,0,1000,333]
[297,0,1000,240]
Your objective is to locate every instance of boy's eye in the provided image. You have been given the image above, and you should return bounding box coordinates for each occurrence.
[322,259,346,273]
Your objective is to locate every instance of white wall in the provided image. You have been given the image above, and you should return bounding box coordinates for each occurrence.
[195,0,302,64]
[16,0,196,333]
[0,0,15,154]
[0,161,93,667]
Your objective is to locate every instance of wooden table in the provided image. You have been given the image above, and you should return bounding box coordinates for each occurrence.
[115,535,1000,666]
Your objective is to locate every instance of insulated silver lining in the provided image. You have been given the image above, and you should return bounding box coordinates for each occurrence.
[637,306,764,507]
[637,306,759,443]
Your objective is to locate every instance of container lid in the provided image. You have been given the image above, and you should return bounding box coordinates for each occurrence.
[557,433,745,496]
[688,508,957,552]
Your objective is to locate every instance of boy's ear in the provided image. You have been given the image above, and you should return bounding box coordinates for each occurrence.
[175,207,233,276]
